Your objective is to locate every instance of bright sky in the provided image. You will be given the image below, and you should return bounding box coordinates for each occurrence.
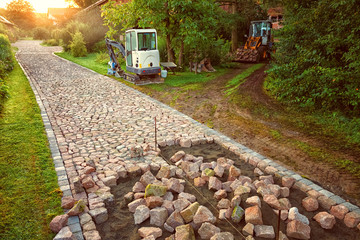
[0,0,71,13]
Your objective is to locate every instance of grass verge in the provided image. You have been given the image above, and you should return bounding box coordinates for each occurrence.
[56,51,229,92]
[0,57,63,239]
[56,52,109,75]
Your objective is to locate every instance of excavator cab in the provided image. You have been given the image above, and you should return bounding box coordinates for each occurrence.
[125,29,161,75]
[248,20,272,47]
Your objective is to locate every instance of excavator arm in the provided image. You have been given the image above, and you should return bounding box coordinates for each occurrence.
[105,38,126,75]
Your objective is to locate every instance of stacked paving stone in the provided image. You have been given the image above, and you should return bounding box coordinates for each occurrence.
[121,147,360,240]
[14,41,360,240]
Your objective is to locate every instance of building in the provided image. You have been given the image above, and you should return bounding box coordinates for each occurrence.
[0,15,15,29]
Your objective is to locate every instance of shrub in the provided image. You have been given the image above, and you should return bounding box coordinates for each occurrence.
[268,0,360,116]
[92,40,107,53]
[0,33,13,113]
[0,23,18,43]
[43,39,59,46]
[33,27,50,40]
[0,34,14,78]
[51,28,62,41]
[95,52,109,65]
[70,32,87,57]
[58,21,91,51]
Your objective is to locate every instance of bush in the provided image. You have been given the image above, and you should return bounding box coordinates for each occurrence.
[268,0,360,116]
[43,39,59,46]
[33,27,50,40]
[0,23,18,43]
[95,52,109,65]
[92,40,107,53]
[70,32,87,57]
[58,21,91,51]
[0,34,13,112]
[0,34,14,78]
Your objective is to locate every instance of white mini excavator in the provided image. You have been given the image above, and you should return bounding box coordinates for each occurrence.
[106,29,163,85]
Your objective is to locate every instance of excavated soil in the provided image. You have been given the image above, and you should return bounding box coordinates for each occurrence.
[143,64,360,206]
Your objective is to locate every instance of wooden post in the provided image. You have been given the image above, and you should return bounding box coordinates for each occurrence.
[154,117,157,151]
[277,209,281,240]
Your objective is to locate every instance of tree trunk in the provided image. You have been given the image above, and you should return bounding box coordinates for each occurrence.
[166,34,175,62]
[231,2,238,52]
[178,41,184,67]
[164,1,175,62]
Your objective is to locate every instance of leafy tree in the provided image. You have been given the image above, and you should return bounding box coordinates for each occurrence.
[216,0,267,51]
[267,0,360,115]
[102,0,222,67]
[5,0,36,30]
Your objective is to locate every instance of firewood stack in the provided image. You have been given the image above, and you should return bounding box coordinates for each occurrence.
[233,48,259,62]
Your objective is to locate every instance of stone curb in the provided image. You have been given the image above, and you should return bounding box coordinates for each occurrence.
[15,52,84,240]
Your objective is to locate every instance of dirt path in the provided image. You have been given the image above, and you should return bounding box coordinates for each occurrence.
[148,64,360,206]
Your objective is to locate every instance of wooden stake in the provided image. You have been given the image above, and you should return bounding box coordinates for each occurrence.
[154,117,157,151]
[277,209,281,240]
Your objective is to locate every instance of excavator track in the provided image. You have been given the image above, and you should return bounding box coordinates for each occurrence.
[120,72,164,85]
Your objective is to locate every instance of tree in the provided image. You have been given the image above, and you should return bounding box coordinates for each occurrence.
[5,0,36,30]
[66,0,99,9]
[267,0,360,115]
[217,0,267,51]
[102,0,221,66]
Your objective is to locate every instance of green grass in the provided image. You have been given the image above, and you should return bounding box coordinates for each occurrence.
[56,51,109,75]
[0,58,63,239]
[56,51,229,92]
[293,140,360,177]
[225,63,264,96]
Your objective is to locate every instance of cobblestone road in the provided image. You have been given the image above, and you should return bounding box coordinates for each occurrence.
[14,41,360,239]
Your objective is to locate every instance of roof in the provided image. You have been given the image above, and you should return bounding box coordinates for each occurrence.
[78,0,109,13]
[0,15,14,26]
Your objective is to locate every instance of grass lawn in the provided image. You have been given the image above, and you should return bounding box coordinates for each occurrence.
[56,52,108,75]
[0,57,63,239]
[55,51,230,92]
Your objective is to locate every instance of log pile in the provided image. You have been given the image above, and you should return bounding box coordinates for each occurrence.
[233,48,259,62]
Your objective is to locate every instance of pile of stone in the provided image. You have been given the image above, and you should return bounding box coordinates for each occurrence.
[126,167,235,240]
[50,138,360,240]
[124,150,360,240]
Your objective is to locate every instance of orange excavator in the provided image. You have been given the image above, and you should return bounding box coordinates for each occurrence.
[233,20,274,63]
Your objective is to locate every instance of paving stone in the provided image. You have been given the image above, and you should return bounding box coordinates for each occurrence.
[210,232,234,240]
[286,220,310,240]
[302,197,319,212]
[330,204,349,220]
[254,225,275,239]
[313,212,336,229]
[138,227,162,239]
[89,207,108,224]
[175,224,195,240]
[344,211,360,228]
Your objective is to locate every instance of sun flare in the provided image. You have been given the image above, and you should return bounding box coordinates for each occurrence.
[0,0,71,13]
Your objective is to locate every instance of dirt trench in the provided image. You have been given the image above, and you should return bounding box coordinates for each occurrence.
[145,64,360,206]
